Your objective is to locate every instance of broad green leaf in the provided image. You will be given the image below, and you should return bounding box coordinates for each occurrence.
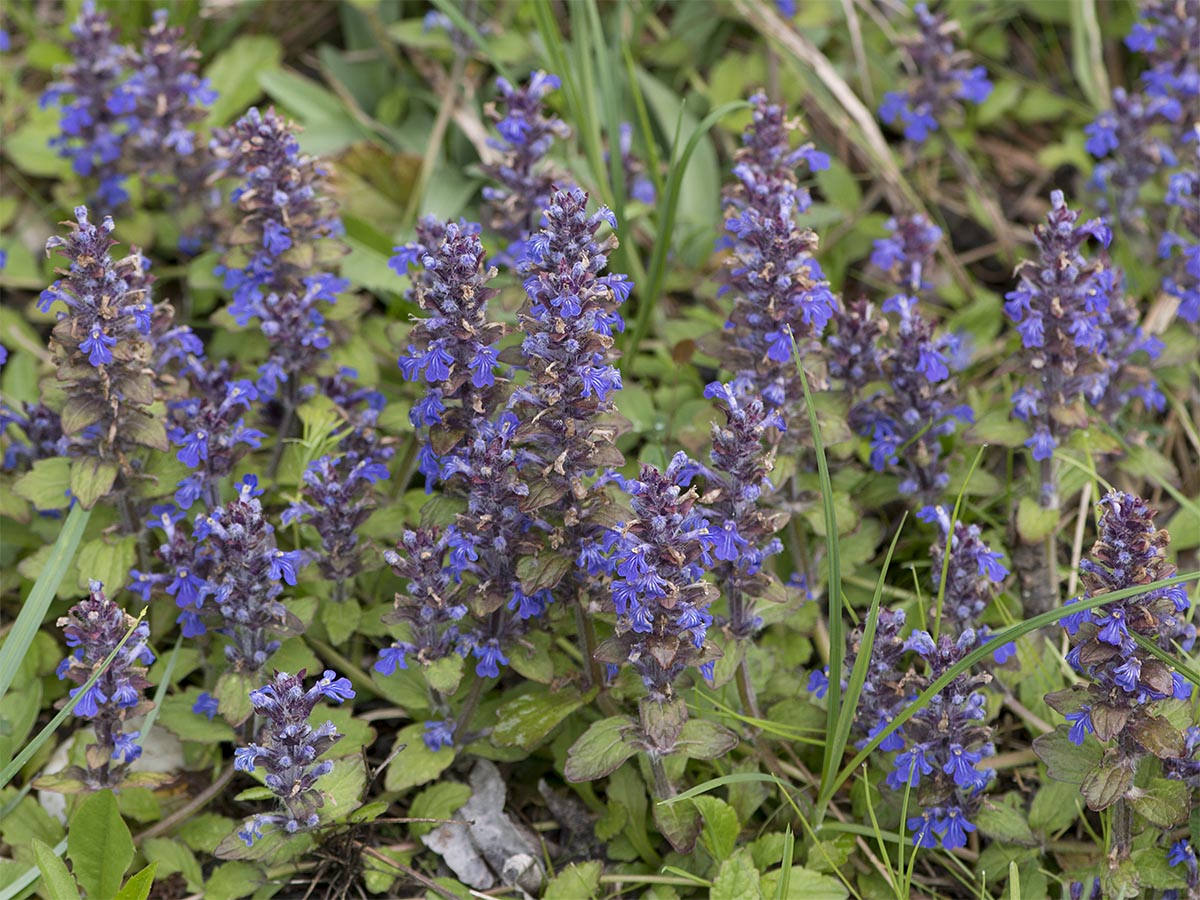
[69,457,118,510]
[113,862,158,900]
[67,791,135,900]
[12,458,71,510]
[493,687,586,750]
[75,535,137,594]
[759,867,848,900]
[675,718,739,760]
[711,848,762,900]
[204,862,264,900]
[424,655,464,696]
[158,688,237,743]
[1032,726,1101,784]
[1079,760,1133,811]
[693,797,740,862]
[653,798,701,855]
[32,839,78,900]
[204,36,283,126]
[1129,778,1190,827]
[1017,496,1059,543]
[384,724,455,792]
[141,839,203,892]
[409,782,471,838]
[563,717,637,783]
[543,861,602,900]
[975,795,1037,845]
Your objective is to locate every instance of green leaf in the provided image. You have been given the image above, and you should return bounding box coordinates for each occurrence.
[215,672,255,727]
[974,795,1036,845]
[113,862,158,900]
[204,36,284,126]
[712,848,762,900]
[543,861,602,900]
[204,862,264,900]
[75,535,137,594]
[1032,726,1101,784]
[12,457,71,510]
[157,688,237,743]
[141,839,203,892]
[693,797,740,862]
[67,791,135,900]
[493,687,587,750]
[0,504,91,705]
[317,757,368,825]
[32,839,79,900]
[384,724,455,793]
[653,798,701,855]
[321,597,362,646]
[759,867,848,900]
[424,655,464,696]
[675,718,739,760]
[69,457,119,510]
[1017,496,1059,543]
[506,630,556,684]
[409,782,471,838]
[516,554,573,594]
[1029,778,1082,835]
[1127,713,1187,759]
[563,716,637,783]
[1129,777,1190,827]
[1079,760,1133,811]
[1131,848,1188,890]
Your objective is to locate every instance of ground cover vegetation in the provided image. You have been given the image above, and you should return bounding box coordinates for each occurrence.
[0,0,1198,898]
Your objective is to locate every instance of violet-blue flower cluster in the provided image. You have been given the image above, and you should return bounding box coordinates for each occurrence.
[166,362,265,510]
[701,382,787,642]
[212,107,346,396]
[595,453,718,701]
[848,216,972,501]
[134,476,306,673]
[39,207,169,484]
[41,2,130,208]
[512,186,629,495]
[1055,492,1191,752]
[878,3,992,144]
[482,71,572,263]
[284,371,394,587]
[918,504,1011,660]
[234,669,354,845]
[898,629,995,851]
[721,93,836,417]
[390,217,503,490]
[42,5,216,217]
[56,581,155,788]
[1004,192,1114,464]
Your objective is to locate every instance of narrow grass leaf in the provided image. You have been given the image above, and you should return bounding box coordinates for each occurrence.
[0,504,91,703]
[626,99,751,356]
[818,512,908,818]
[934,444,987,641]
[790,336,844,826]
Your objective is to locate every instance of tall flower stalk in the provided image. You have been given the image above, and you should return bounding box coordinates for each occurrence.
[1037,491,1192,865]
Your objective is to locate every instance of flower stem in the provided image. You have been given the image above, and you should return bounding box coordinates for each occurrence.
[648,753,674,799]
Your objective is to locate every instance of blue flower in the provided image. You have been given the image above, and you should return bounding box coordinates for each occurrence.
[269,549,306,585]
[81,321,117,366]
[806,667,829,699]
[888,746,934,790]
[374,644,411,675]
[423,719,456,752]
[942,743,986,788]
[1065,707,1094,746]
[937,806,976,850]
[193,692,220,720]
[474,640,508,678]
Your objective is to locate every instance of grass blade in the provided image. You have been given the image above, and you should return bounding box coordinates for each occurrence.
[0,504,91,703]
[0,609,146,789]
[933,444,988,641]
[816,510,908,818]
[775,825,794,900]
[624,99,751,356]
[789,336,843,827]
